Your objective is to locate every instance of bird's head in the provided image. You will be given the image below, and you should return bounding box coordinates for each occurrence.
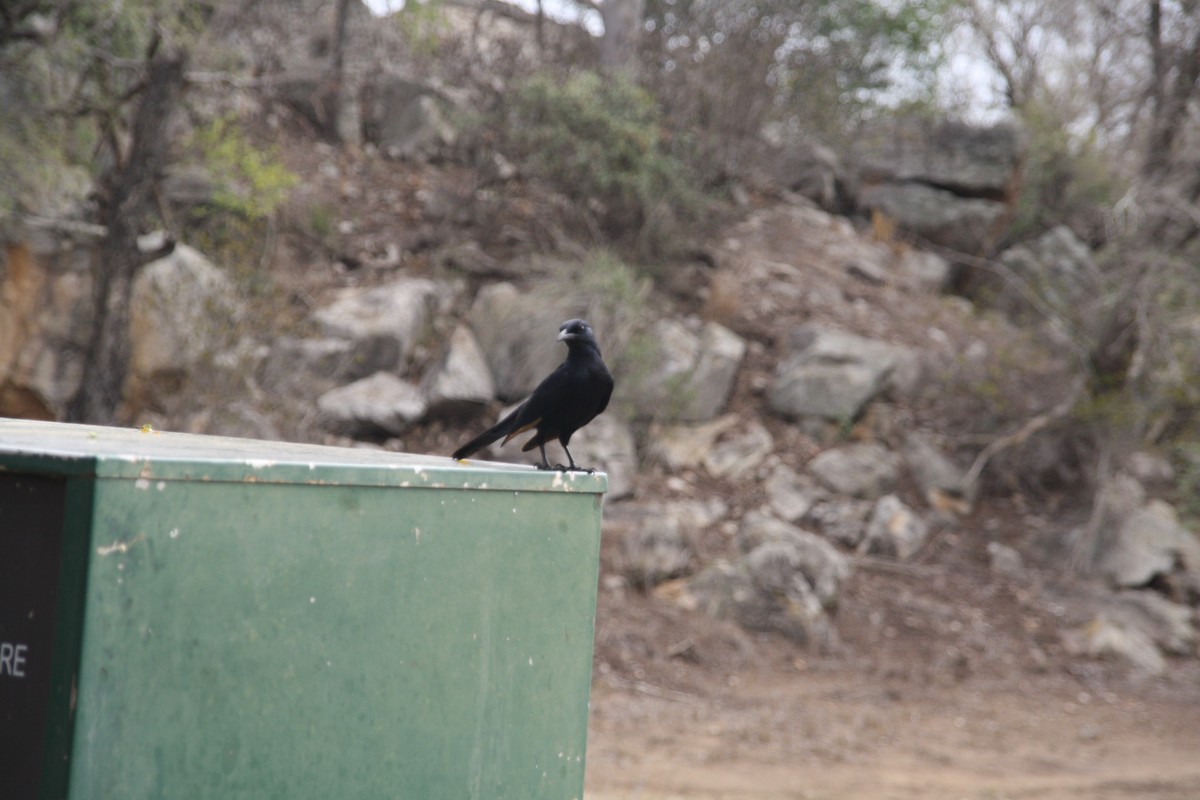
[557,319,595,343]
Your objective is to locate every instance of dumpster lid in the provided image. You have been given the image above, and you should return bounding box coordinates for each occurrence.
[0,419,607,493]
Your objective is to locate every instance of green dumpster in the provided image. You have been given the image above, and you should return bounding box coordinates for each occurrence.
[0,418,606,799]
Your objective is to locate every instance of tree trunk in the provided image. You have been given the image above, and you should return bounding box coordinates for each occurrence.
[66,54,186,424]
[599,0,645,75]
[1142,2,1200,178]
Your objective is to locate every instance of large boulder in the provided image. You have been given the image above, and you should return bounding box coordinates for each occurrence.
[750,129,847,211]
[1100,499,1200,589]
[419,324,495,419]
[858,182,1010,254]
[855,118,1026,199]
[129,244,240,398]
[465,283,570,402]
[991,226,1103,321]
[853,118,1026,254]
[641,318,746,422]
[670,513,850,647]
[769,326,917,422]
[313,278,447,368]
[361,74,458,161]
[316,372,426,437]
[257,335,397,396]
[0,238,94,418]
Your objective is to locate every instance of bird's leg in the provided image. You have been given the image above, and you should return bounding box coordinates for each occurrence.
[560,445,595,474]
[535,443,552,471]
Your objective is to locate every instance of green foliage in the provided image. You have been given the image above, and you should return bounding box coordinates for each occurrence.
[307,204,335,240]
[185,116,297,220]
[502,70,703,250]
[1008,101,1125,246]
[394,0,450,58]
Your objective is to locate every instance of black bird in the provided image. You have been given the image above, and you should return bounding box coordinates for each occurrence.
[452,319,614,472]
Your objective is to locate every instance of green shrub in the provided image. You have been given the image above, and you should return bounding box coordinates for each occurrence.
[502,70,703,252]
[1008,100,1124,246]
[186,115,297,220]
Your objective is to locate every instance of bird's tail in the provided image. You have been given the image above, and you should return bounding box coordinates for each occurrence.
[451,407,520,461]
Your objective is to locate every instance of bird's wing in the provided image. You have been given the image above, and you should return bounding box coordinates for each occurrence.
[501,417,542,445]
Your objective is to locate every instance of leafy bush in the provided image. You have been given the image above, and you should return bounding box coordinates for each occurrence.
[186,115,297,220]
[501,70,703,253]
[1007,100,1125,247]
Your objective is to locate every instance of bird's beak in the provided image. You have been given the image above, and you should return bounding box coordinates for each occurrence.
[557,330,571,342]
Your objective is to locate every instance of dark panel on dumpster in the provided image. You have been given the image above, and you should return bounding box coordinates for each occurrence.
[0,473,67,799]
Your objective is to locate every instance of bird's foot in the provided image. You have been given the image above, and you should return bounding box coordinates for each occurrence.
[563,465,596,474]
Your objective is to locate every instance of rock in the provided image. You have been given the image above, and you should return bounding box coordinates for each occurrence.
[689,322,748,420]
[649,414,739,471]
[675,526,849,647]
[274,68,343,141]
[128,243,240,400]
[0,240,94,418]
[765,464,822,523]
[644,318,746,421]
[859,182,1010,254]
[466,283,569,401]
[769,326,917,421]
[734,512,850,609]
[862,494,930,561]
[361,74,457,161]
[854,117,1022,251]
[257,336,398,395]
[1124,451,1175,486]
[606,499,727,588]
[992,226,1102,321]
[432,240,510,277]
[619,521,693,589]
[1100,499,1200,589]
[808,442,900,499]
[316,372,426,437]
[806,498,874,548]
[986,541,1024,576]
[895,248,952,292]
[854,118,1026,198]
[1062,616,1166,675]
[420,325,495,419]
[313,278,444,366]
[703,420,774,479]
[902,432,966,503]
[562,413,637,500]
[751,130,846,211]
[1115,591,1196,656]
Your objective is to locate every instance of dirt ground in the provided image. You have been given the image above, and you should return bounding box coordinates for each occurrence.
[584,508,1200,800]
